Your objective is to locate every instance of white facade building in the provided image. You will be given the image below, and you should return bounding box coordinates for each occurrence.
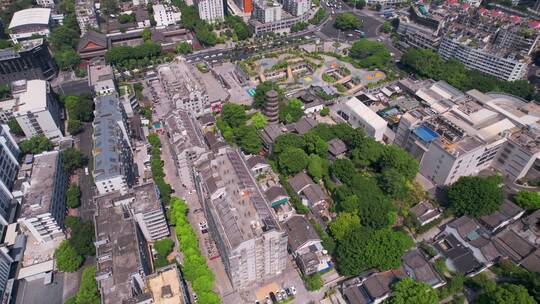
[8,8,52,43]
[336,96,388,142]
[11,80,63,141]
[282,0,310,16]
[36,0,55,7]
[153,4,182,27]
[438,36,528,81]
[252,0,282,23]
[75,0,99,35]
[197,0,224,24]
[0,125,20,235]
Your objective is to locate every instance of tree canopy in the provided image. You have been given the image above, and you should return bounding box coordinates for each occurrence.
[304,132,328,157]
[278,148,309,175]
[387,278,439,304]
[334,12,362,30]
[336,227,413,275]
[69,220,95,256]
[307,154,329,182]
[477,283,536,304]
[7,118,24,137]
[76,266,100,304]
[250,112,268,130]
[447,175,503,217]
[19,135,53,155]
[274,133,306,155]
[349,39,391,68]
[513,190,540,210]
[60,148,88,174]
[253,81,283,109]
[328,212,360,242]
[233,125,262,155]
[279,98,304,124]
[55,240,83,272]
[220,103,246,128]
[67,184,81,208]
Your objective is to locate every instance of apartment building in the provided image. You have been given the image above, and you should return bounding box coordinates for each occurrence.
[231,0,253,13]
[197,147,288,289]
[438,36,528,81]
[153,4,182,27]
[252,0,282,23]
[396,19,441,50]
[335,96,388,142]
[11,79,64,140]
[157,63,210,116]
[95,182,169,242]
[75,0,99,35]
[249,13,309,35]
[197,0,224,24]
[17,151,68,243]
[94,193,152,304]
[0,246,13,299]
[0,125,20,234]
[36,0,56,7]
[393,81,539,186]
[0,39,57,86]
[92,94,136,195]
[282,0,310,16]
[8,8,52,43]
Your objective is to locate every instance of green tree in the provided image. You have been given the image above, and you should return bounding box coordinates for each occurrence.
[328,212,360,241]
[307,154,329,182]
[154,238,174,257]
[310,8,326,25]
[147,133,162,148]
[66,184,81,208]
[320,107,330,116]
[225,16,252,40]
[349,140,384,168]
[253,81,283,109]
[331,159,357,184]
[334,12,362,30]
[175,41,193,54]
[60,148,88,174]
[19,135,53,155]
[221,103,246,128]
[142,28,152,41]
[49,26,79,51]
[279,98,304,124]
[336,227,413,275]
[279,147,309,175]
[65,215,80,229]
[68,119,84,135]
[304,273,323,291]
[7,118,24,136]
[101,0,119,14]
[304,132,328,157]
[55,49,81,70]
[234,125,262,155]
[513,190,540,210]
[447,175,503,217]
[381,21,392,33]
[76,266,100,304]
[55,240,83,272]
[379,145,419,180]
[273,133,305,155]
[250,112,268,130]
[377,168,409,200]
[349,39,391,68]
[477,283,536,304]
[69,220,95,256]
[388,278,439,304]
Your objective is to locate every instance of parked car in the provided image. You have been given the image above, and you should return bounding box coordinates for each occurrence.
[269,292,277,303]
[291,286,297,295]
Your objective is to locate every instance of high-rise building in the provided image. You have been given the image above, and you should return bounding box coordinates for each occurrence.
[17,151,68,243]
[0,39,57,86]
[197,0,225,24]
[153,4,182,27]
[0,125,20,235]
[282,0,310,16]
[11,79,64,141]
[197,147,288,289]
[0,246,13,298]
[252,0,282,23]
[264,90,279,124]
[92,94,136,195]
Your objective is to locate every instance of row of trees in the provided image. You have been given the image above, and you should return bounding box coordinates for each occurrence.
[170,197,221,304]
[63,93,94,135]
[65,266,100,304]
[225,16,252,41]
[400,48,537,101]
[148,133,173,205]
[51,0,82,71]
[172,0,218,46]
[55,217,95,272]
[105,41,162,66]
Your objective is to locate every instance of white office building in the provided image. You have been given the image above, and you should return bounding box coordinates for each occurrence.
[153,4,182,27]
[336,96,388,142]
[393,81,538,186]
[438,36,528,81]
[197,0,224,24]
[17,151,68,243]
[92,95,136,195]
[252,0,282,23]
[11,80,63,141]
[282,0,310,16]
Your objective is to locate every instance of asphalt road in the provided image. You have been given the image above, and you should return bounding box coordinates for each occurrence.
[76,122,96,222]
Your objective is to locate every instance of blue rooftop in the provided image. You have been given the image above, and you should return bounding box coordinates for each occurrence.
[414,125,439,143]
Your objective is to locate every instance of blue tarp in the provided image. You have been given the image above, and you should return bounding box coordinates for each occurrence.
[414,125,439,143]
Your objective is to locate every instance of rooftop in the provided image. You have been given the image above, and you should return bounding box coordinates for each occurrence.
[402,249,444,287]
[284,215,320,252]
[164,109,206,153]
[20,151,60,219]
[146,265,185,304]
[201,148,280,250]
[9,8,51,29]
[343,97,388,130]
[12,80,49,114]
[94,194,146,303]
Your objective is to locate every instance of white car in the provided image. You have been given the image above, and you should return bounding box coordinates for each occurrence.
[84,167,89,175]
[291,286,297,295]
